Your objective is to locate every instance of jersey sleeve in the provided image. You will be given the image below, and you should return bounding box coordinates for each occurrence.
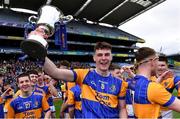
[174,76,180,99]
[0,97,3,104]
[148,82,175,107]
[73,69,89,86]
[42,95,50,112]
[118,81,128,100]
[67,90,75,107]
[14,90,21,98]
[7,102,15,118]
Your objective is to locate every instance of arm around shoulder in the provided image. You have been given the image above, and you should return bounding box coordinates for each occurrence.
[168,98,180,112]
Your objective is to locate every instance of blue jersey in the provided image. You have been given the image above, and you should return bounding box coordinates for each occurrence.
[7,92,50,118]
[0,100,4,118]
[134,75,175,118]
[36,84,54,106]
[125,78,136,118]
[73,69,127,118]
[68,85,82,118]
[174,76,180,99]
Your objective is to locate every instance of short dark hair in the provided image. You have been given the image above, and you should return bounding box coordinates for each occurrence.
[158,53,168,64]
[59,60,70,68]
[94,42,112,52]
[26,70,38,75]
[16,73,30,83]
[36,68,44,74]
[135,47,156,63]
[109,63,121,71]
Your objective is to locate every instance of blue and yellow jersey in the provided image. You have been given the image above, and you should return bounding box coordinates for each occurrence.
[15,87,45,98]
[150,76,157,82]
[134,75,175,118]
[7,92,50,118]
[68,85,82,118]
[4,90,14,113]
[0,97,3,104]
[150,75,180,94]
[36,84,54,106]
[64,82,76,101]
[151,75,180,111]
[72,69,127,118]
[0,97,4,118]
[125,78,136,118]
[174,76,180,99]
[0,103,4,118]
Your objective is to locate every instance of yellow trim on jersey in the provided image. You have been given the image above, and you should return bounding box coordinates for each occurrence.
[82,84,118,108]
[75,101,81,110]
[15,108,43,118]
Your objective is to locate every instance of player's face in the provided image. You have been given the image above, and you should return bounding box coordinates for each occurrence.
[18,76,32,92]
[37,72,44,84]
[111,69,122,79]
[29,74,38,86]
[93,49,112,72]
[44,74,51,84]
[157,61,168,76]
[150,55,159,75]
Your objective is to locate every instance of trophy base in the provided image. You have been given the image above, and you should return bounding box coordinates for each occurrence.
[20,40,47,60]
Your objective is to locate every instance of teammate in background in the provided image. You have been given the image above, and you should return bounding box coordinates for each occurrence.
[36,69,58,118]
[67,84,82,118]
[109,63,122,79]
[133,47,180,118]
[6,72,51,118]
[109,63,135,118]
[43,41,128,118]
[14,70,44,97]
[0,73,4,118]
[151,53,180,118]
[3,80,14,118]
[58,60,75,118]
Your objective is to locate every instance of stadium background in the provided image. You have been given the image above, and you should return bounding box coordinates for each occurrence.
[0,0,179,117]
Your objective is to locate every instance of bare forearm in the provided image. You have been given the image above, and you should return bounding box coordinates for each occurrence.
[60,101,69,113]
[49,84,58,97]
[44,57,58,77]
[69,107,75,118]
[44,57,74,82]
[44,110,51,118]
[119,108,128,118]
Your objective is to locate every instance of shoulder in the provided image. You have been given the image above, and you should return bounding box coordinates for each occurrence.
[34,92,44,96]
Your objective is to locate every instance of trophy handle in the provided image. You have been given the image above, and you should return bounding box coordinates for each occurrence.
[28,15,38,24]
[59,15,73,24]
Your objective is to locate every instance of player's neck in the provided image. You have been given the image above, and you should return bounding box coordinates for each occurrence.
[137,66,151,79]
[95,68,110,77]
[21,90,33,98]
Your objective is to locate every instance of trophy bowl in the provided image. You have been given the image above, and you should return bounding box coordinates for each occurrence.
[20,5,73,60]
[20,34,48,60]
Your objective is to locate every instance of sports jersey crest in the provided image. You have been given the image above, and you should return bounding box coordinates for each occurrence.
[24,102,31,109]
[109,85,116,92]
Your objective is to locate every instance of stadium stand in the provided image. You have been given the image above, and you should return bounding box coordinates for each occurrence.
[0,0,166,64]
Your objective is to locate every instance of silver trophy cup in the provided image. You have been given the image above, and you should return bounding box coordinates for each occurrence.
[20,5,73,60]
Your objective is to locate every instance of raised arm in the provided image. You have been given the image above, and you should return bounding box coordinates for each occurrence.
[43,57,74,82]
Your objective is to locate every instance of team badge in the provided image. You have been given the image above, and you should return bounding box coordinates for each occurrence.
[110,85,116,92]
[24,102,31,109]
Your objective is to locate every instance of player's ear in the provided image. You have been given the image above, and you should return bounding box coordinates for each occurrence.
[93,54,96,62]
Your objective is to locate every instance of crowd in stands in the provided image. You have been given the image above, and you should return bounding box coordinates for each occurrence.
[0,43,180,118]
